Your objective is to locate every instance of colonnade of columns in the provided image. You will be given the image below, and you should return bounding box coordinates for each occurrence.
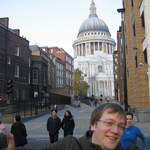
[87,78,113,98]
[74,41,114,57]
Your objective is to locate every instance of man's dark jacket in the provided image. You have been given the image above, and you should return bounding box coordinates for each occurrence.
[49,135,139,150]
[47,116,61,135]
[11,122,27,147]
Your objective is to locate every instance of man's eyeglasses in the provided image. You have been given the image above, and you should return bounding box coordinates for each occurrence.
[126,118,133,120]
[98,120,125,132]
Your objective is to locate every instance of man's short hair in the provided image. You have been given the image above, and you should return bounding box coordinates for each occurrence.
[126,112,133,118]
[15,115,21,121]
[51,109,57,113]
[90,103,126,126]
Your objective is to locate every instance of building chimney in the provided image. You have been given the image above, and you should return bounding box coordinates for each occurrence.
[0,17,9,27]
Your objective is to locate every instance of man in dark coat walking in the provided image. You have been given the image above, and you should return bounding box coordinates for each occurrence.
[46,109,61,143]
[11,115,27,147]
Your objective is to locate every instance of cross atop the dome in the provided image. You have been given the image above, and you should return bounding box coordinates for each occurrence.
[89,0,98,17]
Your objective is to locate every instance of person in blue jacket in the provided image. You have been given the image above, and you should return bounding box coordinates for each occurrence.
[120,112,147,150]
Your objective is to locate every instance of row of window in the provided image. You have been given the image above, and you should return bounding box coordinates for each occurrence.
[80,31,107,37]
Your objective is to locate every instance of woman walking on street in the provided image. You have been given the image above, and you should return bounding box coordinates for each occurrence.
[120,112,147,150]
[61,110,75,137]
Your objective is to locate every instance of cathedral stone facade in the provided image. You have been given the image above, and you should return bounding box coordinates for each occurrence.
[73,0,115,99]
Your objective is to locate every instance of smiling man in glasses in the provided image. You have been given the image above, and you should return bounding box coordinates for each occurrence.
[89,103,126,150]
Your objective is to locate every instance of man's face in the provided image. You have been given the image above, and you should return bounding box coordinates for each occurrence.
[126,114,133,127]
[91,109,125,150]
[51,111,57,117]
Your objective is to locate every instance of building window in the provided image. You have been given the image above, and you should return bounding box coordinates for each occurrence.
[95,42,98,51]
[33,69,38,83]
[135,55,138,68]
[107,43,109,54]
[14,88,19,101]
[91,42,94,54]
[14,47,20,56]
[7,56,11,64]
[21,89,26,101]
[99,42,102,50]
[14,65,19,78]
[43,71,46,85]
[98,65,103,72]
[144,49,147,63]
[131,0,134,7]
[141,12,145,28]
[132,23,136,36]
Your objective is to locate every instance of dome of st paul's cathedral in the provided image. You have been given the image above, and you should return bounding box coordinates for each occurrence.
[78,0,110,37]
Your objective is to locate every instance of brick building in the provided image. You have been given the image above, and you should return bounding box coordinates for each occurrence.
[0,18,30,119]
[117,0,150,109]
[42,47,73,96]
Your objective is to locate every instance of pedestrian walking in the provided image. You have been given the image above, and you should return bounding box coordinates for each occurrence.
[0,120,7,149]
[11,115,28,147]
[77,100,81,107]
[61,110,75,137]
[46,109,61,143]
[120,112,147,150]
[0,120,6,133]
[91,94,95,106]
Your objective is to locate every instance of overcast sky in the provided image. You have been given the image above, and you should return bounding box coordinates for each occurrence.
[0,0,122,56]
